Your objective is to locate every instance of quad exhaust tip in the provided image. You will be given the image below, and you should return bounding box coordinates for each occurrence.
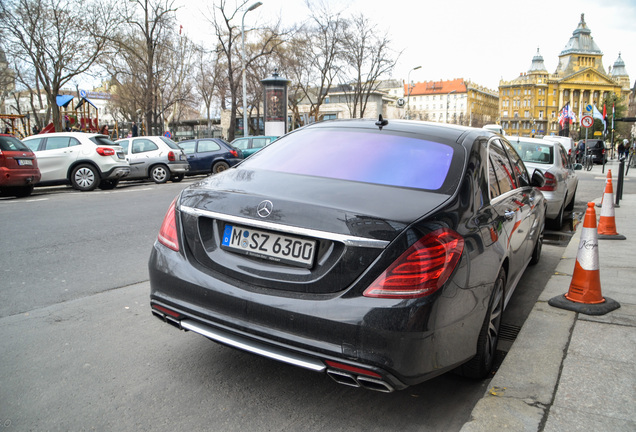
[326,369,394,393]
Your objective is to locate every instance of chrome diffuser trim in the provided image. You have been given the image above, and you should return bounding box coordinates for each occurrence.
[180,319,326,372]
[180,205,390,249]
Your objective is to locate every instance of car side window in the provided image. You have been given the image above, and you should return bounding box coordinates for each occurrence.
[501,139,530,187]
[488,140,516,198]
[252,138,269,149]
[232,139,249,150]
[44,137,71,150]
[179,141,196,155]
[132,139,158,153]
[198,140,221,153]
[24,138,43,152]
[69,137,81,147]
[118,140,130,153]
[559,145,569,168]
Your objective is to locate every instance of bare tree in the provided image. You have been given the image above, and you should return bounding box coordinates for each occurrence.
[207,0,284,141]
[193,47,223,135]
[292,2,345,123]
[0,0,118,131]
[114,0,179,135]
[339,14,397,118]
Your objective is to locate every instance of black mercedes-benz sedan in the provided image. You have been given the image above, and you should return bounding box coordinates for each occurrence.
[149,119,546,392]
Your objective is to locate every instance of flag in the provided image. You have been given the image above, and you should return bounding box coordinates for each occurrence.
[592,104,604,120]
[603,104,607,134]
[558,103,574,128]
[612,103,615,131]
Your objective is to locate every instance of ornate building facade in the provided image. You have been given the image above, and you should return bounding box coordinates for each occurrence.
[499,14,631,138]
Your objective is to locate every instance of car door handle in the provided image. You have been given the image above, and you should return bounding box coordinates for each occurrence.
[504,210,516,220]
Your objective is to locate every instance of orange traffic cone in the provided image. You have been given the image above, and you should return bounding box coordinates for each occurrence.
[549,202,620,315]
[597,177,626,240]
[597,170,611,208]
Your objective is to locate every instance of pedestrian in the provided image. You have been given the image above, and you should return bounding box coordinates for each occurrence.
[618,139,625,160]
[132,122,138,137]
[99,125,109,136]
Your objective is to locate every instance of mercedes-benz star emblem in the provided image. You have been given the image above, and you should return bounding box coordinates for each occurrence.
[257,200,274,218]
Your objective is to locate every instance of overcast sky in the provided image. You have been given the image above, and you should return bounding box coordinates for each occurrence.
[176,0,636,91]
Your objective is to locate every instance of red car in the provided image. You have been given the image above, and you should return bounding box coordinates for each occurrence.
[0,134,41,197]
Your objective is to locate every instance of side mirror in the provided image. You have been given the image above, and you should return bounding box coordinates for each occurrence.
[531,169,546,188]
[573,163,583,170]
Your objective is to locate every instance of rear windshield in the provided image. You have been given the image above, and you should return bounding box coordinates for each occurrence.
[0,135,31,152]
[512,141,554,164]
[240,128,455,190]
[160,136,181,150]
[90,136,119,146]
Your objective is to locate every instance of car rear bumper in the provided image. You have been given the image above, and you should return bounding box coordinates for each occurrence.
[0,167,41,187]
[102,165,131,180]
[168,163,190,174]
[148,241,488,390]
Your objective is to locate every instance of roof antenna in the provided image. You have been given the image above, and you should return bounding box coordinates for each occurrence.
[375,114,388,129]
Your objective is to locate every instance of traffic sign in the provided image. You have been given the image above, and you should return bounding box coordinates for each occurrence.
[397,98,405,107]
[581,115,593,128]
[586,104,593,113]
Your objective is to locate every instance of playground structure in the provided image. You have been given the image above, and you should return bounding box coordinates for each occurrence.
[0,114,31,139]
[43,94,101,134]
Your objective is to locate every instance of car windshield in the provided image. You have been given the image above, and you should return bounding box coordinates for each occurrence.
[240,128,455,191]
[0,135,30,152]
[160,136,181,149]
[512,141,554,164]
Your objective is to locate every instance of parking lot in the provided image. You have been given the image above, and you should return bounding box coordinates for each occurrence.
[1,165,626,431]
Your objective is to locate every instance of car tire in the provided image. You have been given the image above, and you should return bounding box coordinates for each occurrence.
[565,190,575,211]
[549,203,564,230]
[98,179,119,190]
[212,161,230,174]
[459,268,505,379]
[71,164,100,191]
[171,174,184,182]
[150,165,169,184]
[529,220,544,265]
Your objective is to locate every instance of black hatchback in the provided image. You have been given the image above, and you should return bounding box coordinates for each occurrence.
[578,139,606,164]
[149,119,546,392]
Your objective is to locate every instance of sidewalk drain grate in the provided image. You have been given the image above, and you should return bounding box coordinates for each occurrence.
[499,323,521,341]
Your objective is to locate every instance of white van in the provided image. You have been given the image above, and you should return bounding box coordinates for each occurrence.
[544,135,575,160]
[483,124,505,135]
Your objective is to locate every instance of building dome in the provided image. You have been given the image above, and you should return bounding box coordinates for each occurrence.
[559,13,602,56]
[528,48,548,73]
[611,52,629,77]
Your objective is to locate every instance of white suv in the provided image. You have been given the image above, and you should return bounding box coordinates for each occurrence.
[22,132,130,191]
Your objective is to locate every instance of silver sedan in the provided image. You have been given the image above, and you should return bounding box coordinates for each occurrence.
[509,136,579,229]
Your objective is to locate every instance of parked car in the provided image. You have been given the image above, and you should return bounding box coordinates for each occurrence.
[0,134,41,197]
[577,139,606,164]
[230,135,277,157]
[22,132,130,191]
[509,136,578,229]
[115,136,189,183]
[544,135,575,162]
[177,138,243,175]
[149,119,546,392]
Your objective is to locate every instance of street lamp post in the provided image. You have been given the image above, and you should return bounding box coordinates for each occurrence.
[242,1,262,137]
[406,66,421,120]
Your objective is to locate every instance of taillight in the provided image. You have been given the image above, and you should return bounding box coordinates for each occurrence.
[363,228,464,299]
[96,147,115,156]
[158,198,179,251]
[230,149,238,158]
[538,172,557,191]
[168,151,176,161]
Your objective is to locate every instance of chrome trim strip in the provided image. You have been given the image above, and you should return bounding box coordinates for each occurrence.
[180,205,389,249]
[181,319,326,372]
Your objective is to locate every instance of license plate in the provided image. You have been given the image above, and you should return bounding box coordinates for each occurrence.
[18,159,33,166]
[221,224,316,268]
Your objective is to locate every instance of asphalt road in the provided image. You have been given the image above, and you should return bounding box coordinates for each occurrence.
[3,164,620,431]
